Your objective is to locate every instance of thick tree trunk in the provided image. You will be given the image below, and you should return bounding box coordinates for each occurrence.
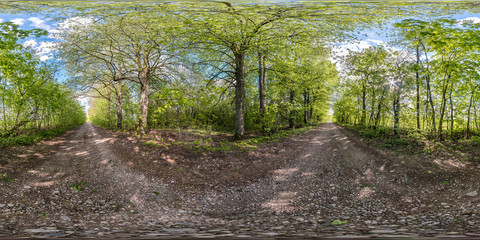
[107,87,112,127]
[138,69,150,136]
[234,52,246,140]
[116,80,123,130]
[289,90,295,129]
[258,52,267,132]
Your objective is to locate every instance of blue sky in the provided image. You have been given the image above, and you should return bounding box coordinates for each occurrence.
[0,13,59,61]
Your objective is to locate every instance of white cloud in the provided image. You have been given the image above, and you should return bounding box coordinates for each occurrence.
[0,19,3,23]
[36,41,55,61]
[368,39,385,45]
[57,16,94,30]
[50,16,94,39]
[11,18,25,26]
[24,40,55,61]
[39,55,50,61]
[458,17,480,24]
[37,41,55,55]
[28,17,55,32]
[23,39,38,48]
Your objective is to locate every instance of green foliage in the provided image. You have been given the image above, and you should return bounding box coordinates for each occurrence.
[0,21,85,139]
[0,173,14,183]
[334,17,480,144]
[330,220,349,226]
[72,182,87,191]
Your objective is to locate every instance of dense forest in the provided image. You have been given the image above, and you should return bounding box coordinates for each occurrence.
[334,19,480,140]
[1,1,480,141]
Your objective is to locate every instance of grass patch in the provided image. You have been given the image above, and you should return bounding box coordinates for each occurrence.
[72,182,87,191]
[0,173,14,183]
[330,219,349,226]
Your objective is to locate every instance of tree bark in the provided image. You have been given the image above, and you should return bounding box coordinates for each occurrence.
[116,79,123,130]
[304,90,310,124]
[426,74,436,132]
[393,93,400,136]
[438,75,450,140]
[234,52,246,140]
[374,87,386,129]
[361,78,367,126]
[369,84,376,126]
[138,69,150,136]
[258,52,267,132]
[289,90,295,129]
[475,105,478,131]
[466,87,475,137]
[449,88,454,138]
[415,45,421,130]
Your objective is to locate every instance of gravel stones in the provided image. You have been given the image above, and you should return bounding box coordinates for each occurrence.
[466,191,478,197]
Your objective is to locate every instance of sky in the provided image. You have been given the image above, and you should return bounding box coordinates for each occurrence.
[1,5,479,114]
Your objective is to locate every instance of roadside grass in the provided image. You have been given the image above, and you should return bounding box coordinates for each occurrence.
[0,125,81,148]
[338,123,480,165]
[141,125,315,153]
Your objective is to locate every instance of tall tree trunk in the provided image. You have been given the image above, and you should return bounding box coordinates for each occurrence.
[361,80,367,126]
[369,85,376,126]
[426,74,436,132]
[138,69,150,136]
[374,87,386,129]
[449,88,454,138]
[475,105,478,131]
[304,90,310,124]
[309,95,313,121]
[107,87,112,128]
[438,76,450,140]
[393,89,401,136]
[258,52,267,133]
[289,90,295,129]
[116,80,123,130]
[466,87,475,137]
[438,95,446,140]
[234,52,246,140]
[416,45,421,130]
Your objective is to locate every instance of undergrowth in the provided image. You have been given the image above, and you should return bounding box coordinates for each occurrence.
[142,125,314,153]
[339,123,480,155]
[0,125,80,148]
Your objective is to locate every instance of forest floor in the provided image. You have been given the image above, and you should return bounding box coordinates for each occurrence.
[1,122,480,239]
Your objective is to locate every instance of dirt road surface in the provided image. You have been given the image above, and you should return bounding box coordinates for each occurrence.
[1,122,479,238]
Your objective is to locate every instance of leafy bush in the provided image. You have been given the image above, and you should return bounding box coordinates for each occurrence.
[384,138,410,147]
[360,129,379,138]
